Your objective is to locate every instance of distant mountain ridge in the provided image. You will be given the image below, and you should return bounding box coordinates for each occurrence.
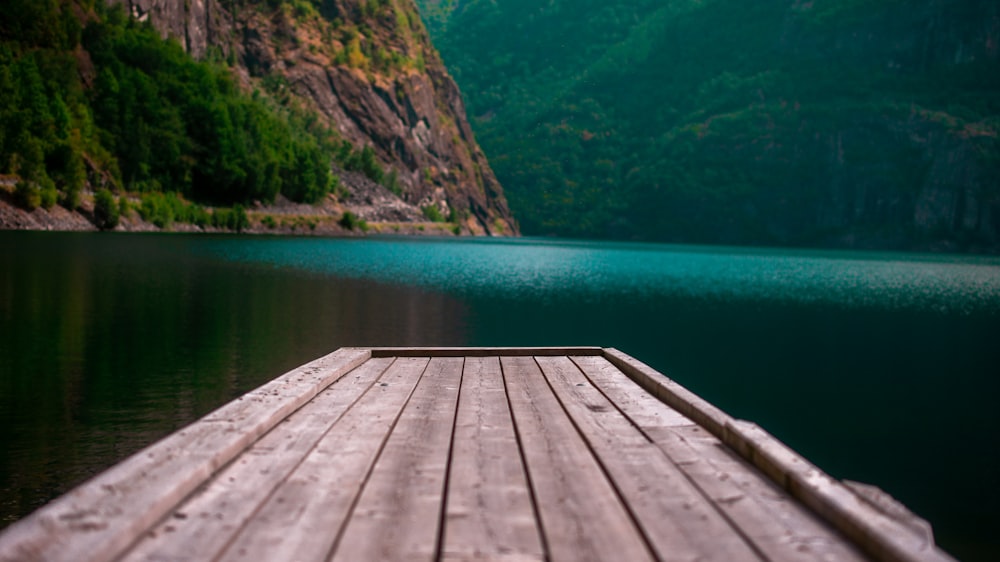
[417,0,999,251]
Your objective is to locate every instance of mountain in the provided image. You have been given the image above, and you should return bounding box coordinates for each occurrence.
[417,0,1000,251]
[1,0,515,235]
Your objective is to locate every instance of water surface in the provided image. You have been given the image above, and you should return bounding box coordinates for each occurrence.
[1,233,997,559]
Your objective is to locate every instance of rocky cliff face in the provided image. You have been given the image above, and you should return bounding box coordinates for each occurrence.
[110,0,515,235]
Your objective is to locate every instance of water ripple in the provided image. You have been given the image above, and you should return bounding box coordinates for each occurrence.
[206,237,1000,315]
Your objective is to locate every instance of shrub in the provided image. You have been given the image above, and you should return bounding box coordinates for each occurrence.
[62,186,81,210]
[339,211,360,230]
[383,168,401,196]
[139,193,174,228]
[211,208,231,229]
[94,188,120,229]
[339,211,368,232]
[211,205,249,232]
[191,206,211,228]
[40,186,58,210]
[14,182,41,210]
[230,204,249,232]
[422,205,445,222]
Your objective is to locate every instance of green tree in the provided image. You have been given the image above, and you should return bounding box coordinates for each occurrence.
[94,188,120,229]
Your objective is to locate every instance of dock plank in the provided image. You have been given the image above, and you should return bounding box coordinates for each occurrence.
[725,420,954,562]
[215,357,429,562]
[0,348,370,562]
[536,355,761,561]
[331,357,465,561]
[119,356,394,561]
[500,356,653,562]
[0,347,956,562]
[441,356,545,561]
[572,355,869,561]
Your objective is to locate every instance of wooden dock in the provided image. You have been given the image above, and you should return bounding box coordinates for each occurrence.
[0,347,953,561]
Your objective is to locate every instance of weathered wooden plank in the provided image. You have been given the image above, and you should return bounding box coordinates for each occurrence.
[331,357,465,561]
[0,348,371,562]
[725,420,956,562]
[569,356,696,429]
[213,356,429,561]
[119,356,394,561]
[591,351,954,562]
[602,348,731,436]
[500,356,653,562]
[571,355,868,561]
[441,356,545,562]
[1,346,955,562]
[369,347,604,358]
[536,355,761,561]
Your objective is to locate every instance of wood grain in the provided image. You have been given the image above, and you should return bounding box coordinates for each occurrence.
[369,347,604,358]
[0,347,955,562]
[537,355,760,561]
[330,357,465,561]
[500,356,653,562]
[726,420,956,562]
[215,357,430,562]
[441,356,545,561]
[0,348,370,562]
[120,357,393,561]
[573,355,869,561]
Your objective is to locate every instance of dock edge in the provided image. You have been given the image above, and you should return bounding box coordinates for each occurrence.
[602,347,955,562]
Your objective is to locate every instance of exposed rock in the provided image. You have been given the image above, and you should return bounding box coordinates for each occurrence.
[337,168,424,222]
[0,189,96,231]
[111,0,232,60]
[106,0,517,236]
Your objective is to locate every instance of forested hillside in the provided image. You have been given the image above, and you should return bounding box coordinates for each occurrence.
[1,0,515,234]
[419,0,1000,251]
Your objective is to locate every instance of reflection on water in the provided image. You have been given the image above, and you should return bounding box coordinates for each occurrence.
[0,233,467,530]
[1,232,998,560]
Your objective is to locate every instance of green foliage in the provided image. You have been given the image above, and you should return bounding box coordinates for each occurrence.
[1,4,111,211]
[207,204,248,231]
[338,210,368,231]
[383,168,402,196]
[421,205,445,222]
[337,143,385,184]
[39,184,58,209]
[418,0,1000,245]
[230,205,249,232]
[14,181,41,210]
[138,193,175,228]
[1,0,340,217]
[138,192,212,228]
[93,188,119,229]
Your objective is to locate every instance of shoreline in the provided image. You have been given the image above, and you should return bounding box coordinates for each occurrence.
[0,185,482,239]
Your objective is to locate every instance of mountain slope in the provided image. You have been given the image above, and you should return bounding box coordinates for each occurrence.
[418,0,999,250]
[1,0,515,235]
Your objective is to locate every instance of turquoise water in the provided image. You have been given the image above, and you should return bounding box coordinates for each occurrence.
[208,236,1000,311]
[1,232,998,558]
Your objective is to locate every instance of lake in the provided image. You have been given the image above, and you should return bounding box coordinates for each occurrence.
[1,232,998,559]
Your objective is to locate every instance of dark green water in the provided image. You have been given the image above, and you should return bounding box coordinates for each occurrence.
[1,232,998,559]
